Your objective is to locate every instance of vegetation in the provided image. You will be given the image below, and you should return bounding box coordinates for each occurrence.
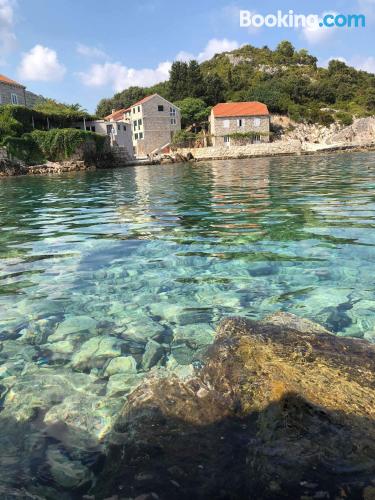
[174,97,211,128]
[0,104,93,143]
[33,98,89,119]
[171,129,198,148]
[96,41,375,125]
[4,129,106,164]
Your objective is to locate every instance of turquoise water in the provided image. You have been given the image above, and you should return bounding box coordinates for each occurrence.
[0,153,375,494]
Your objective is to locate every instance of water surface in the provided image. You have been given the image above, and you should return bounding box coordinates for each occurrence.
[0,153,375,494]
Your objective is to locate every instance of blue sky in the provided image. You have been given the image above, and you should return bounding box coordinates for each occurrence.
[0,0,374,112]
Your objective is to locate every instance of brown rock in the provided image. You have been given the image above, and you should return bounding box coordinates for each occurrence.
[93,314,375,499]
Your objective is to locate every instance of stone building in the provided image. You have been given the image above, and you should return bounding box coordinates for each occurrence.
[209,102,270,147]
[106,94,181,156]
[0,74,27,106]
[0,74,44,108]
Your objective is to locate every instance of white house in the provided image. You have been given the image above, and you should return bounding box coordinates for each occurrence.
[76,119,134,160]
[105,94,181,157]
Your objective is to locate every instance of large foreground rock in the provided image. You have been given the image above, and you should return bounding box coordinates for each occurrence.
[93,313,375,500]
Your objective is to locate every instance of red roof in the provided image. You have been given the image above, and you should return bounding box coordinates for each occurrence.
[0,74,25,88]
[212,102,269,117]
[104,94,158,121]
[105,107,131,121]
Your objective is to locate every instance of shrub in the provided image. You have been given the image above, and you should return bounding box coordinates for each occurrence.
[4,128,106,164]
[3,134,44,164]
[171,130,197,148]
[336,112,353,126]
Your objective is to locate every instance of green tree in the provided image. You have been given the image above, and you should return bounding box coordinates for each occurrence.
[175,97,211,127]
[204,74,226,105]
[169,61,189,101]
[96,87,147,117]
[186,60,204,98]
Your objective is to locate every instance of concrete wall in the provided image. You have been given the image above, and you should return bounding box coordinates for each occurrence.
[177,140,302,160]
[210,111,270,147]
[0,82,26,106]
[132,95,181,156]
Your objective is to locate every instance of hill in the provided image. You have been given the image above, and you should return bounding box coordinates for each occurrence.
[96,41,375,127]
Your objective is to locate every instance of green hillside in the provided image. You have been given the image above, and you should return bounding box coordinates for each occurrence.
[96,41,375,126]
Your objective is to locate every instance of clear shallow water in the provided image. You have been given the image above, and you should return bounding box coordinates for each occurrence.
[0,153,375,494]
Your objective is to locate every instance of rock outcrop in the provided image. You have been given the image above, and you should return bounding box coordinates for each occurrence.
[93,313,375,500]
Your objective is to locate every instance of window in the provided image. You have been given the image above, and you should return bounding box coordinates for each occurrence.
[224,135,230,145]
[138,106,140,112]
[117,124,121,131]
[254,118,261,127]
[237,118,245,127]
[171,118,176,125]
[123,125,127,131]
[11,93,18,105]
[158,105,164,112]
[106,124,113,135]
[252,134,261,143]
[170,107,176,116]
[133,120,137,129]
[138,119,142,126]
[134,133,139,140]
[223,119,230,128]
[139,132,143,139]
[133,108,136,114]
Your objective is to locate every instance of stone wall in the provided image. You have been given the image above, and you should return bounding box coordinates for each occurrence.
[210,111,270,147]
[177,140,302,160]
[0,147,8,160]
[134,95,181,155]
[0,82,26,106]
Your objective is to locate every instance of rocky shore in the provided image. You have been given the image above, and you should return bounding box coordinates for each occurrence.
[91,313,375,500]
[0,158,96,177]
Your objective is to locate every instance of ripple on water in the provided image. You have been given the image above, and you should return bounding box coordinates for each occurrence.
[0,154,374,494]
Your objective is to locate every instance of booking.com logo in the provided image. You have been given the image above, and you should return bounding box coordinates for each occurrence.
[240,10,366,29]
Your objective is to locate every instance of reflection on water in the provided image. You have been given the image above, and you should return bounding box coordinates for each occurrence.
[0,153,375,494]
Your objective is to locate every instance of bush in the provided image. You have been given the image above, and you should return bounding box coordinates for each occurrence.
[3,134,44,164]
[336,112,353,126]
[4,129,106,164]
[0,104,93,142]
[171,130,197,148]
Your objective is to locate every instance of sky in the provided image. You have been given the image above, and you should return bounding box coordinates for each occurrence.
[0,0,374,113]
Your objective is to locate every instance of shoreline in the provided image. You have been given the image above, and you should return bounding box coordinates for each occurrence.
[1,141,375,178]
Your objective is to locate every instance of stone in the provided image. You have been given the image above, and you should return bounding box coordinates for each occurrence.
[106,373,143,398]
[93,314,375,500]
[172,323,215,348]
[105,356,137,377]
[141,339,165,370]
[47,445,92,489]
[49,316,98,342]
[44,339,76,360]
[71,336,123,370]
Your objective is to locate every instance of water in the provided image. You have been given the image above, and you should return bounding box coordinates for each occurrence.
[0,153,375,495]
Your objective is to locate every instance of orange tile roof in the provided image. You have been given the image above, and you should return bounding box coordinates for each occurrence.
[105,107,131,121]
[104,94,158,121]
[0,74,25,88]
[212,102,269,117]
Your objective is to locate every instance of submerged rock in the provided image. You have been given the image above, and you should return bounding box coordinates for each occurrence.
[93,312,375,500]
[46,445,92,489]
[142,339,165,370]
[49,315,98,342]
[71,336,123,370]
[105,356,137,377]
